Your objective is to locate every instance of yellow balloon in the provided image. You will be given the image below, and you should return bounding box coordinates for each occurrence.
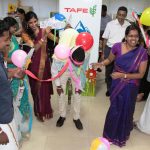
[90,138,102,150]
[59,28,79,48]
[140,7,150,26]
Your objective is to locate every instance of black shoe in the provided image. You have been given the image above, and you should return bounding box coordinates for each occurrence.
[73,119,83,130]
[106,91,110,97]
[56,117,66,127]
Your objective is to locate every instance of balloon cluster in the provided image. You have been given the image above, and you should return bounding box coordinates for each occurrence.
[54,28,94,62]
[53,28,94,90]
[11,21,94,68]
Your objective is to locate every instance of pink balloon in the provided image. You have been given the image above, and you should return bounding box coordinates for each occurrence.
[99,137,110,150]
[11,50,27,68]
[54,44,70,60]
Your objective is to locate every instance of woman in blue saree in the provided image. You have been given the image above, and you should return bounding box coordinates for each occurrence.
[92,25,148,147]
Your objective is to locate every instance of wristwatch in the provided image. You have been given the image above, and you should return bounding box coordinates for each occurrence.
[124,74,127,79]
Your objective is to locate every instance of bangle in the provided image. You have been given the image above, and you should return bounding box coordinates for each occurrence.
[40,38,44,42]
[124,74,127,79]
[39,38,44,44]
[0,130,3,134]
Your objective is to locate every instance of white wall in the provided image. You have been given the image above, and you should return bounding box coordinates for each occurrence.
[0,0,59,19]
[102,0,150,21]
[0,3,2,19]
[0,0,149,20]
[21,0,59,19]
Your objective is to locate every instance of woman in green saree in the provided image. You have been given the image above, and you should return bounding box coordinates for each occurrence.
[4,17,32,144]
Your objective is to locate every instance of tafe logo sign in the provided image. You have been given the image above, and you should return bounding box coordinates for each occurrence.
[64,8,88,13]
[64,5,97,17]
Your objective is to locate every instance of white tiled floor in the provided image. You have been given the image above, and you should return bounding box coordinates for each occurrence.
[21,71,150,150]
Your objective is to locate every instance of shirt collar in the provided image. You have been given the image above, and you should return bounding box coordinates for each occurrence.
[114,19,127,26]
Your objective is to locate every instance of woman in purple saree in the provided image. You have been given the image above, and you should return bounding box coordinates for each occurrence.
[93,25,148,147]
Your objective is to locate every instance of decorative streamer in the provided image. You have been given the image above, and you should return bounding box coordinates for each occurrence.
[25,59,82,91]
[132,11,149,48]
[25,61,69,82]
[68,59,81,91]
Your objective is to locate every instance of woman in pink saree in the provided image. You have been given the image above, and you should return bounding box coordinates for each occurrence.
[22,11,55,122]
[93,25,148,147]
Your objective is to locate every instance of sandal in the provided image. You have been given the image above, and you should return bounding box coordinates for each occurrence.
[36,116,45,122]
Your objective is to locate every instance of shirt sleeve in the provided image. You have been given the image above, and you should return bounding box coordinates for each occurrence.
[102,22,110,39]
[111,43,120,56]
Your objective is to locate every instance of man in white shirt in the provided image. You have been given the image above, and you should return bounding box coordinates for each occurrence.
[102,6,130,96]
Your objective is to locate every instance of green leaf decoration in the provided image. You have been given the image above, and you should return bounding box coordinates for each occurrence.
[90,5,97,17]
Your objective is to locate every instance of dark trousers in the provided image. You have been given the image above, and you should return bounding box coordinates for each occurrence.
[104,46,114,92]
